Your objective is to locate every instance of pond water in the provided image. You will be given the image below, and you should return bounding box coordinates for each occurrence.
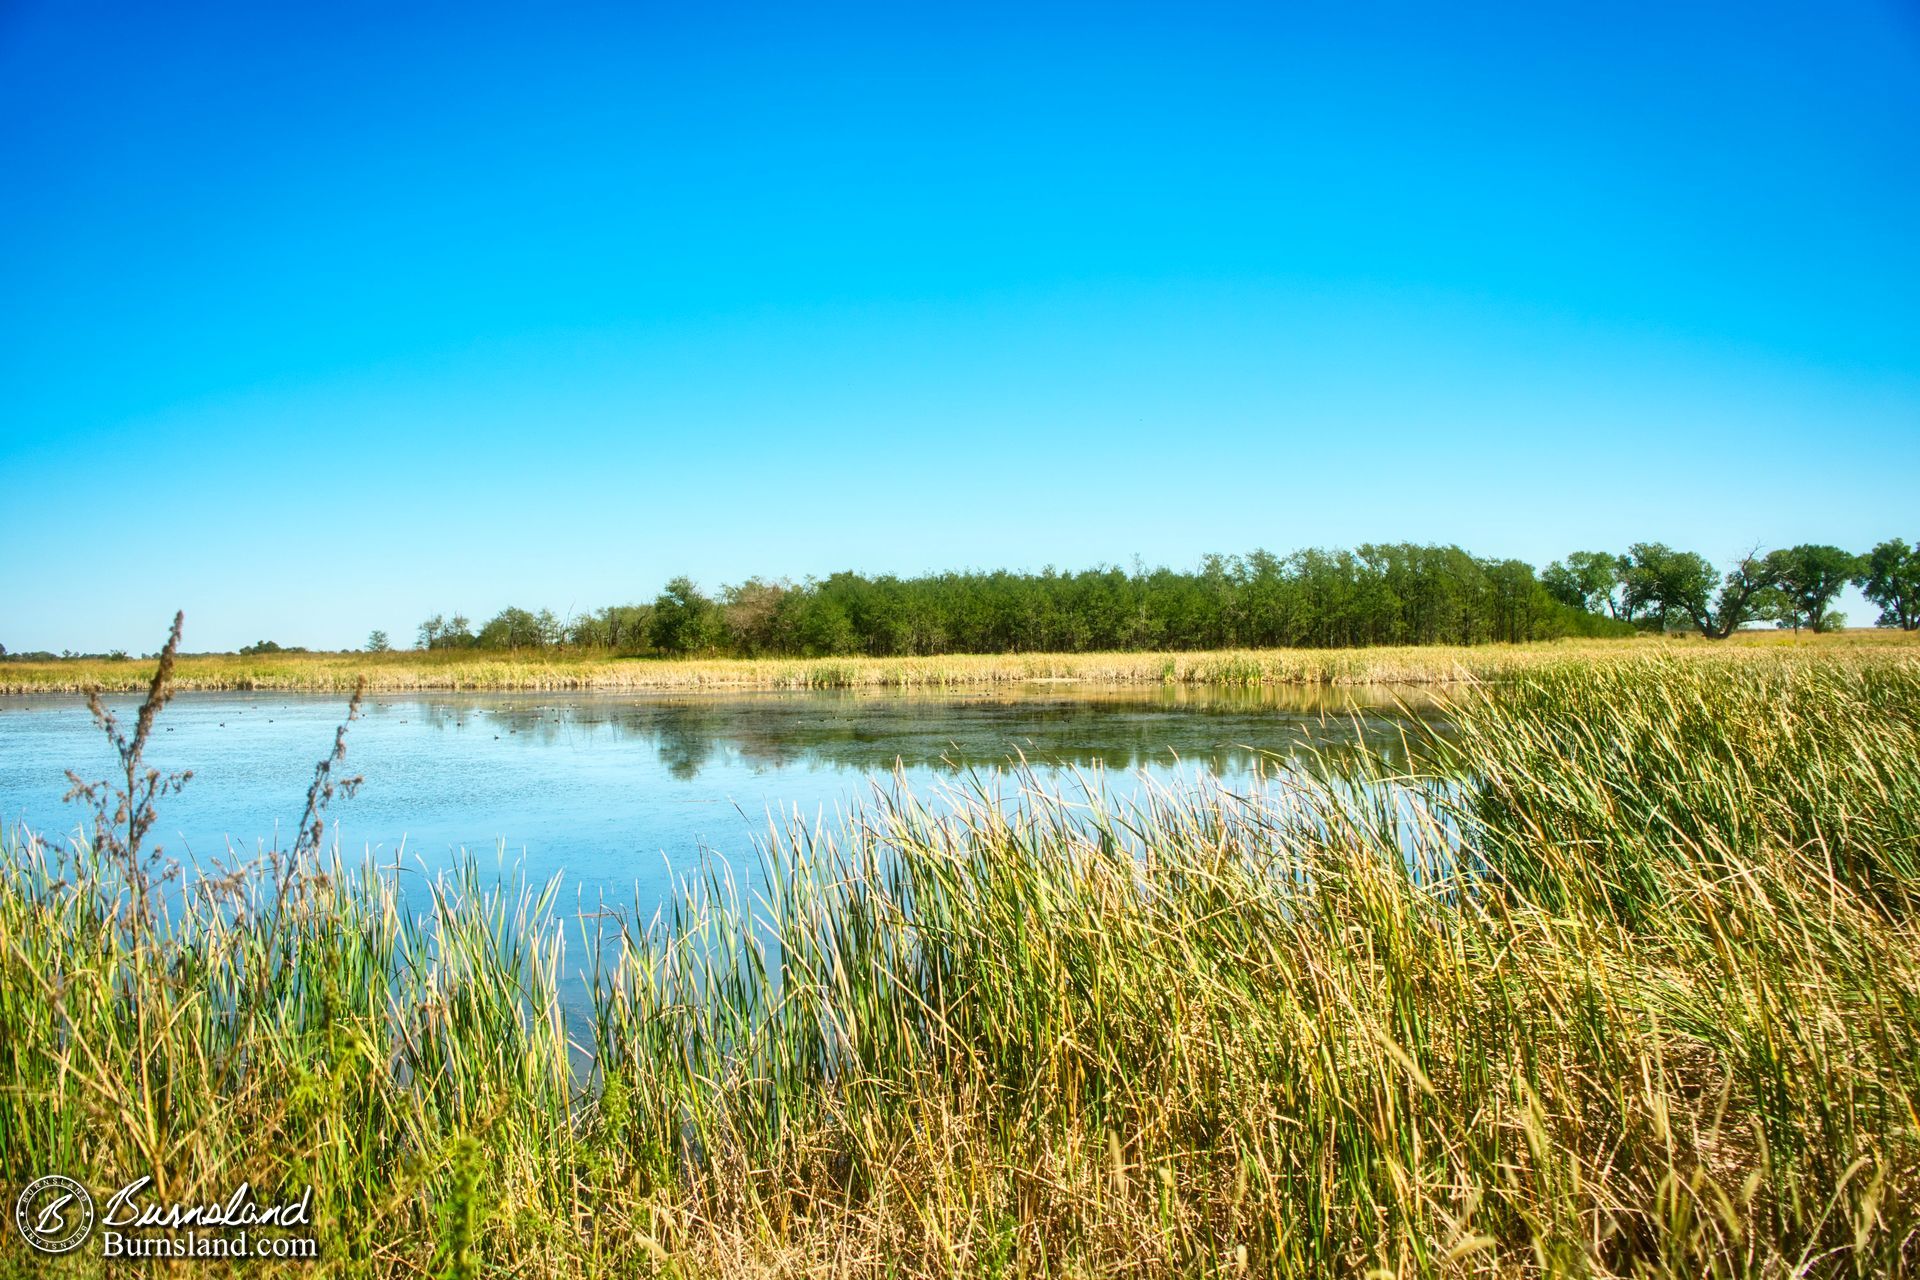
[0,683,1441,909]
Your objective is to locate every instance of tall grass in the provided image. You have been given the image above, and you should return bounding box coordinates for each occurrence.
[2,653,1917,1275]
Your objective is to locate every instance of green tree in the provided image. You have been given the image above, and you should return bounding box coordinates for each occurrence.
[1684,551,1775,639]
[1622,544,1717,633]
[607,604,655,651]
[568,604,654,650]
[1854,538,1920,630]
[1543,551,1622,616]
[722,578,794,655]
[1764,544,1862,633]
[477,607,545,649]
[649,577,725,656]
[366,629,391,652]
[418,614,474,649]
[794,595,859,655]
[1482,558,1547,643]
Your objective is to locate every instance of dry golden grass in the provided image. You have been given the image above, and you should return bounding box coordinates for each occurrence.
[5,628,1916,694]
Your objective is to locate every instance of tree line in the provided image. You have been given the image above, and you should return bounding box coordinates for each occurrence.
[381,538,1920,659]
[1542,540,1918,636]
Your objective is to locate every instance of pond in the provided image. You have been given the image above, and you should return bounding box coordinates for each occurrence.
[0,682,1443,909]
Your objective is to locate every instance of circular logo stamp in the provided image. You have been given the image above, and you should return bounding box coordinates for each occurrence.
[14,1175,95,1255]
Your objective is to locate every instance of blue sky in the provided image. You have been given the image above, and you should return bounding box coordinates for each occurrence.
[3,1,1916,652]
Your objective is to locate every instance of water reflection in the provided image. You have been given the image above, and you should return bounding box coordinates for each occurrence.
[0,682,1450,914]
[386,683,1444,780]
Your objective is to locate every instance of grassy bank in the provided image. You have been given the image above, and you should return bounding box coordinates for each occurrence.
[4,628,1916,694]
[2,651,1917,1276]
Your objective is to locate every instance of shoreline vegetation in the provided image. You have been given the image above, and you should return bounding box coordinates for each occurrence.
[3,628,1916,695]
[2,639,1916,1275]
[10,539,1916,680]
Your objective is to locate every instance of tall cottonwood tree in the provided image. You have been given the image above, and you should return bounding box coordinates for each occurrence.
[1544,551,1628,618]
[1684,552,1776,639]
[1621,544,1719,633]
[1765,545,1862,632]
[1855,539,1920,630]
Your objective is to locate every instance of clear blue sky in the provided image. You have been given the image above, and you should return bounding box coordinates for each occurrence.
[3,0,1916,652]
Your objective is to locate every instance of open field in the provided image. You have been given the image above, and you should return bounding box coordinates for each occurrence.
[4,628,1917,694]
[3,648,1918,1275]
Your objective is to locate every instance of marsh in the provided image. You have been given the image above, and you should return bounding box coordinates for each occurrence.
[0,682,1438,906]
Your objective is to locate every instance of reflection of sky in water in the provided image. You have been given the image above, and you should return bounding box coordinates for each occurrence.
[0,684,1446,911]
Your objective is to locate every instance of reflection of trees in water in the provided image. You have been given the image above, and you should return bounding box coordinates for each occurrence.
[391,690,1444,782]
[652,709,722,780]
